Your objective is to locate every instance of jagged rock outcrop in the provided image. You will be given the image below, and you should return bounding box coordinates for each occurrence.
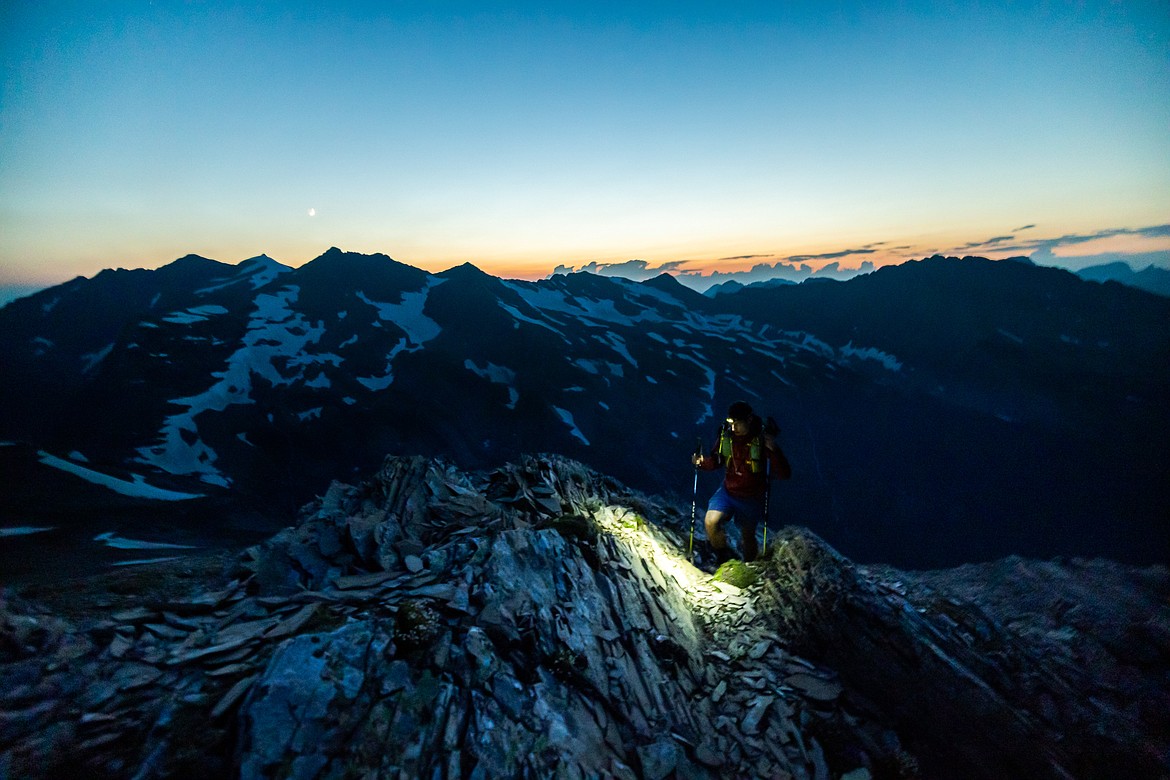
[2,455,1167,779]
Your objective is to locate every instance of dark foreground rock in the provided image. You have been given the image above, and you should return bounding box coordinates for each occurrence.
[2,455,1167,779]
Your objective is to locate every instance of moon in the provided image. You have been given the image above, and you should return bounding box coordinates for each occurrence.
[308,207,316,217]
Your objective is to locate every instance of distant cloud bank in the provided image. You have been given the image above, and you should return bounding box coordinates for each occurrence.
[554,247,882,291]
[551,223,1170,291]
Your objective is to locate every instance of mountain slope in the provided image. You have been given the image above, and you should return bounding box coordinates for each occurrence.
[1,251,1167,570]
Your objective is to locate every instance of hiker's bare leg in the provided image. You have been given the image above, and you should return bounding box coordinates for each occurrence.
[704,509,729,552]
[741,522,759,562]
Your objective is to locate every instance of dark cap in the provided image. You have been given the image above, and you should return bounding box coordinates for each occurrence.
[726,401,753,422]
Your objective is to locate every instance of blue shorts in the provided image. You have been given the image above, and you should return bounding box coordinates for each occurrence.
[707,484,765,528]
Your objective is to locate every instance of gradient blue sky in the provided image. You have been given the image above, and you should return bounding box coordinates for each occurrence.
[2,1,1168,296]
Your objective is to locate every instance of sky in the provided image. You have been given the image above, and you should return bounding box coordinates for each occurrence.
[1,1,1168,299]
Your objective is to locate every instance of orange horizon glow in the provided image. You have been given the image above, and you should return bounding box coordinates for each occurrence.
[1,224,1167,291]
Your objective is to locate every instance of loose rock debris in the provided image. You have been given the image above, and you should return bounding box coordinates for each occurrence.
[2,454,1167,779]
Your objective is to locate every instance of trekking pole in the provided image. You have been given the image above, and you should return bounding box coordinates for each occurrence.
[762,458,771,557]
[761,416,778,558]
[689,438,702,562]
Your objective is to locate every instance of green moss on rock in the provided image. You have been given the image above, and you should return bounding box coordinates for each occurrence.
[712,559,758,588]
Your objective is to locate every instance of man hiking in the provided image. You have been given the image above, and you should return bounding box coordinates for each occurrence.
[692,401,791,565]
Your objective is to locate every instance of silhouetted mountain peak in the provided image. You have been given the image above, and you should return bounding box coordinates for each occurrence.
[160,253,232,274]
[171,253,216,263]
[239,254,279,267]
[302,247,412,271]
[703,279,744,297]
[439,261,492,281]
[1078,261,1170,298]
[294,248,428,296]
[642,271,688,293]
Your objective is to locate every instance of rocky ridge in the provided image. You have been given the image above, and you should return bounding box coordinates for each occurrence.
[2,455,1167,779]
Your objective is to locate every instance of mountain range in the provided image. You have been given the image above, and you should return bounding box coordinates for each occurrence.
[1075,260,1170,298]
[1,249,1167,575]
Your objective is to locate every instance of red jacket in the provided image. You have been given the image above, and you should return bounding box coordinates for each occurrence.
[699,434,792,498]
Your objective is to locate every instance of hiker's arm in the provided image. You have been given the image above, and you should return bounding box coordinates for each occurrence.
[765,435,792,479]
[693,447,720,471]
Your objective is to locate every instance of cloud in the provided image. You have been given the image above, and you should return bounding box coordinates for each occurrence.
[977,224,1169,255]
[1029,224,1168,250]
[785,247,878,263]
[552,258,687,282]
[552,223,1170,293]
[959,234,1016,250]
[944,223,1170,271]
[717,254,776,262]
[1056,224,1169,245]
[674,248,880,290]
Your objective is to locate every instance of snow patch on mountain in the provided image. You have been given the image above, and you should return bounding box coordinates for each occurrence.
[504,281,669,327]
[617,278,686,310]
[840,342,903,372]
[81,343,115,374]
[137,285,328,483]
[770,370,795,387]
[782,332,902,372]
[93,532,197,550]
[0,526,55,537]
[595,332,638,367]
[352,280,448,391]
[200,286,327,393]
[162,305,230,325]
[792,332,837,359]
[38,451,203,500]
[505,285,615,321]
[497,301,570,341]
[464,360,519,409]
[112,556,184,567]
[356,280,445,346]
[997,328,1024,345]
[552,406,590,445]
[196,256,292,295]
[356,339,406,391]
[573,359,624,381]
[750,346,786,367]
[673,353,717,424]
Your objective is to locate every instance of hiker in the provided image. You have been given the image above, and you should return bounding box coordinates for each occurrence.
[692,401,791,564]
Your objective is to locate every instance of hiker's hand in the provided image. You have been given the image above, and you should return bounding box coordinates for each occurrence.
[764,433,776,450]
[764,417,780,442]
[692,453,703,467]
